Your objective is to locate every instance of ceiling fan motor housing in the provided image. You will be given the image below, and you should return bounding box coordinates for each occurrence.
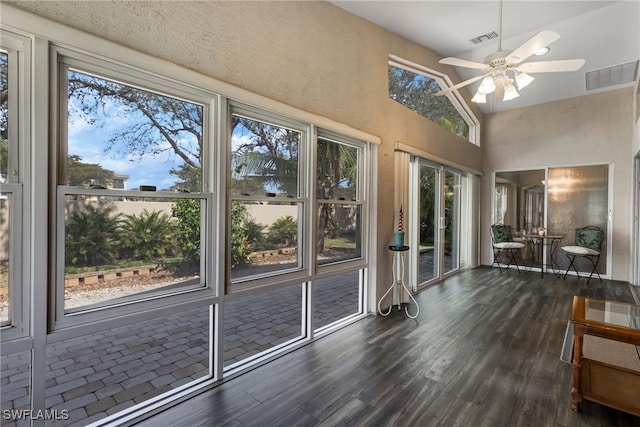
[484,50,514,68]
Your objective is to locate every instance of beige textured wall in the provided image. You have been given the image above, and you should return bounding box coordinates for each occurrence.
[4,1,483,299]
[482,88,634,280]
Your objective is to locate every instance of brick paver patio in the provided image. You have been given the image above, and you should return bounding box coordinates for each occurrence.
[1,274,359,427]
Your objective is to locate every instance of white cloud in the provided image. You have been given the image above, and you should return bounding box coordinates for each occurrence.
[231,132,255,151]
[66,94,202,191]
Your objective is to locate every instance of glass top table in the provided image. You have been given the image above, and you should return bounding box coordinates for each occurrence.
[568,296,640,415]
[571,296,640,336]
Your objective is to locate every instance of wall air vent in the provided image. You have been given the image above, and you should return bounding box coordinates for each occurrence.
[469,31,498,45]
[585,60,639,91]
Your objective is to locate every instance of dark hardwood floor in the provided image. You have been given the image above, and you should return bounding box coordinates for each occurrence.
[136,267,640,426]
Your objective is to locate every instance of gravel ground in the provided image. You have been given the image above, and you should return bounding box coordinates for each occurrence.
[0,249,339,318]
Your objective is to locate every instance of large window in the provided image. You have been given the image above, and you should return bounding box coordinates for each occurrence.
[0,14,375,426]
[223,283,304,369]
[228,107,306,287]
[0,30,29,342]
[45,306,211,421]
[224,117,370,371]
[314,134,367,333]
[53,49,216,329]
[316,136,364,266]
[313,270,362,331]
[388,58,479,144]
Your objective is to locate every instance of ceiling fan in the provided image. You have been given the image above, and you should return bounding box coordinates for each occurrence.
[435,0,585,103]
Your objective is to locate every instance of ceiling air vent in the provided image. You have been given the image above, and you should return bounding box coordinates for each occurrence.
[585,60,639,91]
[469,31,498,45]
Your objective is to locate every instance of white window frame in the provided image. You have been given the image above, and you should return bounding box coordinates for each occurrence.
[311,130,370,337]
[315,129,369,272]
[227,102,311,292]
[222,124,372,373]
[389,55,480,146]
[50,46,219,333]
[0,30,30,343]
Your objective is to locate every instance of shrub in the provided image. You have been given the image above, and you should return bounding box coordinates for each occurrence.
[120,209,176,261]
[230,202,252,267]
[267,215,297,246]
[172,198,201,265]
[66,204,121,267]
[244,219,266,250]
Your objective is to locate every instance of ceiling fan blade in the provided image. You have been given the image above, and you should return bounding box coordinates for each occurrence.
[506,30,561,64]
[439,57,489,71]
[516,59,586,73]
[435,74,487,96]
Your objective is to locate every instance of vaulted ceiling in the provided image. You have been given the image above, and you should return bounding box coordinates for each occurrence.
[331,1,640,113]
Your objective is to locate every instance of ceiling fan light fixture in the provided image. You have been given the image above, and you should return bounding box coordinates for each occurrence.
[502,80,520,101]
[515,71,535,90]
[535,46,550,56]
[478,76,497,94]
[471,90,487,103]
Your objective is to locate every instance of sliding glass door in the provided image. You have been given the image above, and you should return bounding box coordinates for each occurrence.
[494,164,611,277]
[547,165,609,276]
[416,163,439,283]
[411,158,463,288]
[444,170,461,274]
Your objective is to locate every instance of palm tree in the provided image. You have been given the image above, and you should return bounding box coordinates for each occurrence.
[230,117,300,197]
[316,139,358,254]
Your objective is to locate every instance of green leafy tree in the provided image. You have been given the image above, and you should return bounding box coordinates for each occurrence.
[120,209,176,260]
[267,216,297,247]
[0,138,7,178]
[230,202,251,267]
[388,65,469,139]
[316,139,358,253]
[230,118,299,196]
[67,73,299,198]
[419,168,437,246]
[68,71,202,177]
[1,53,9,177]
[172,198,201,265]
[67,154,114,187]
[170,163,202,192]
[66,74,335,267]
[66,204,121,267]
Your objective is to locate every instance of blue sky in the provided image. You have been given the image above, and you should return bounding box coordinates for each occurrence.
[68,95,194,191]
[68,103,256,191]
[67,72,290,193]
